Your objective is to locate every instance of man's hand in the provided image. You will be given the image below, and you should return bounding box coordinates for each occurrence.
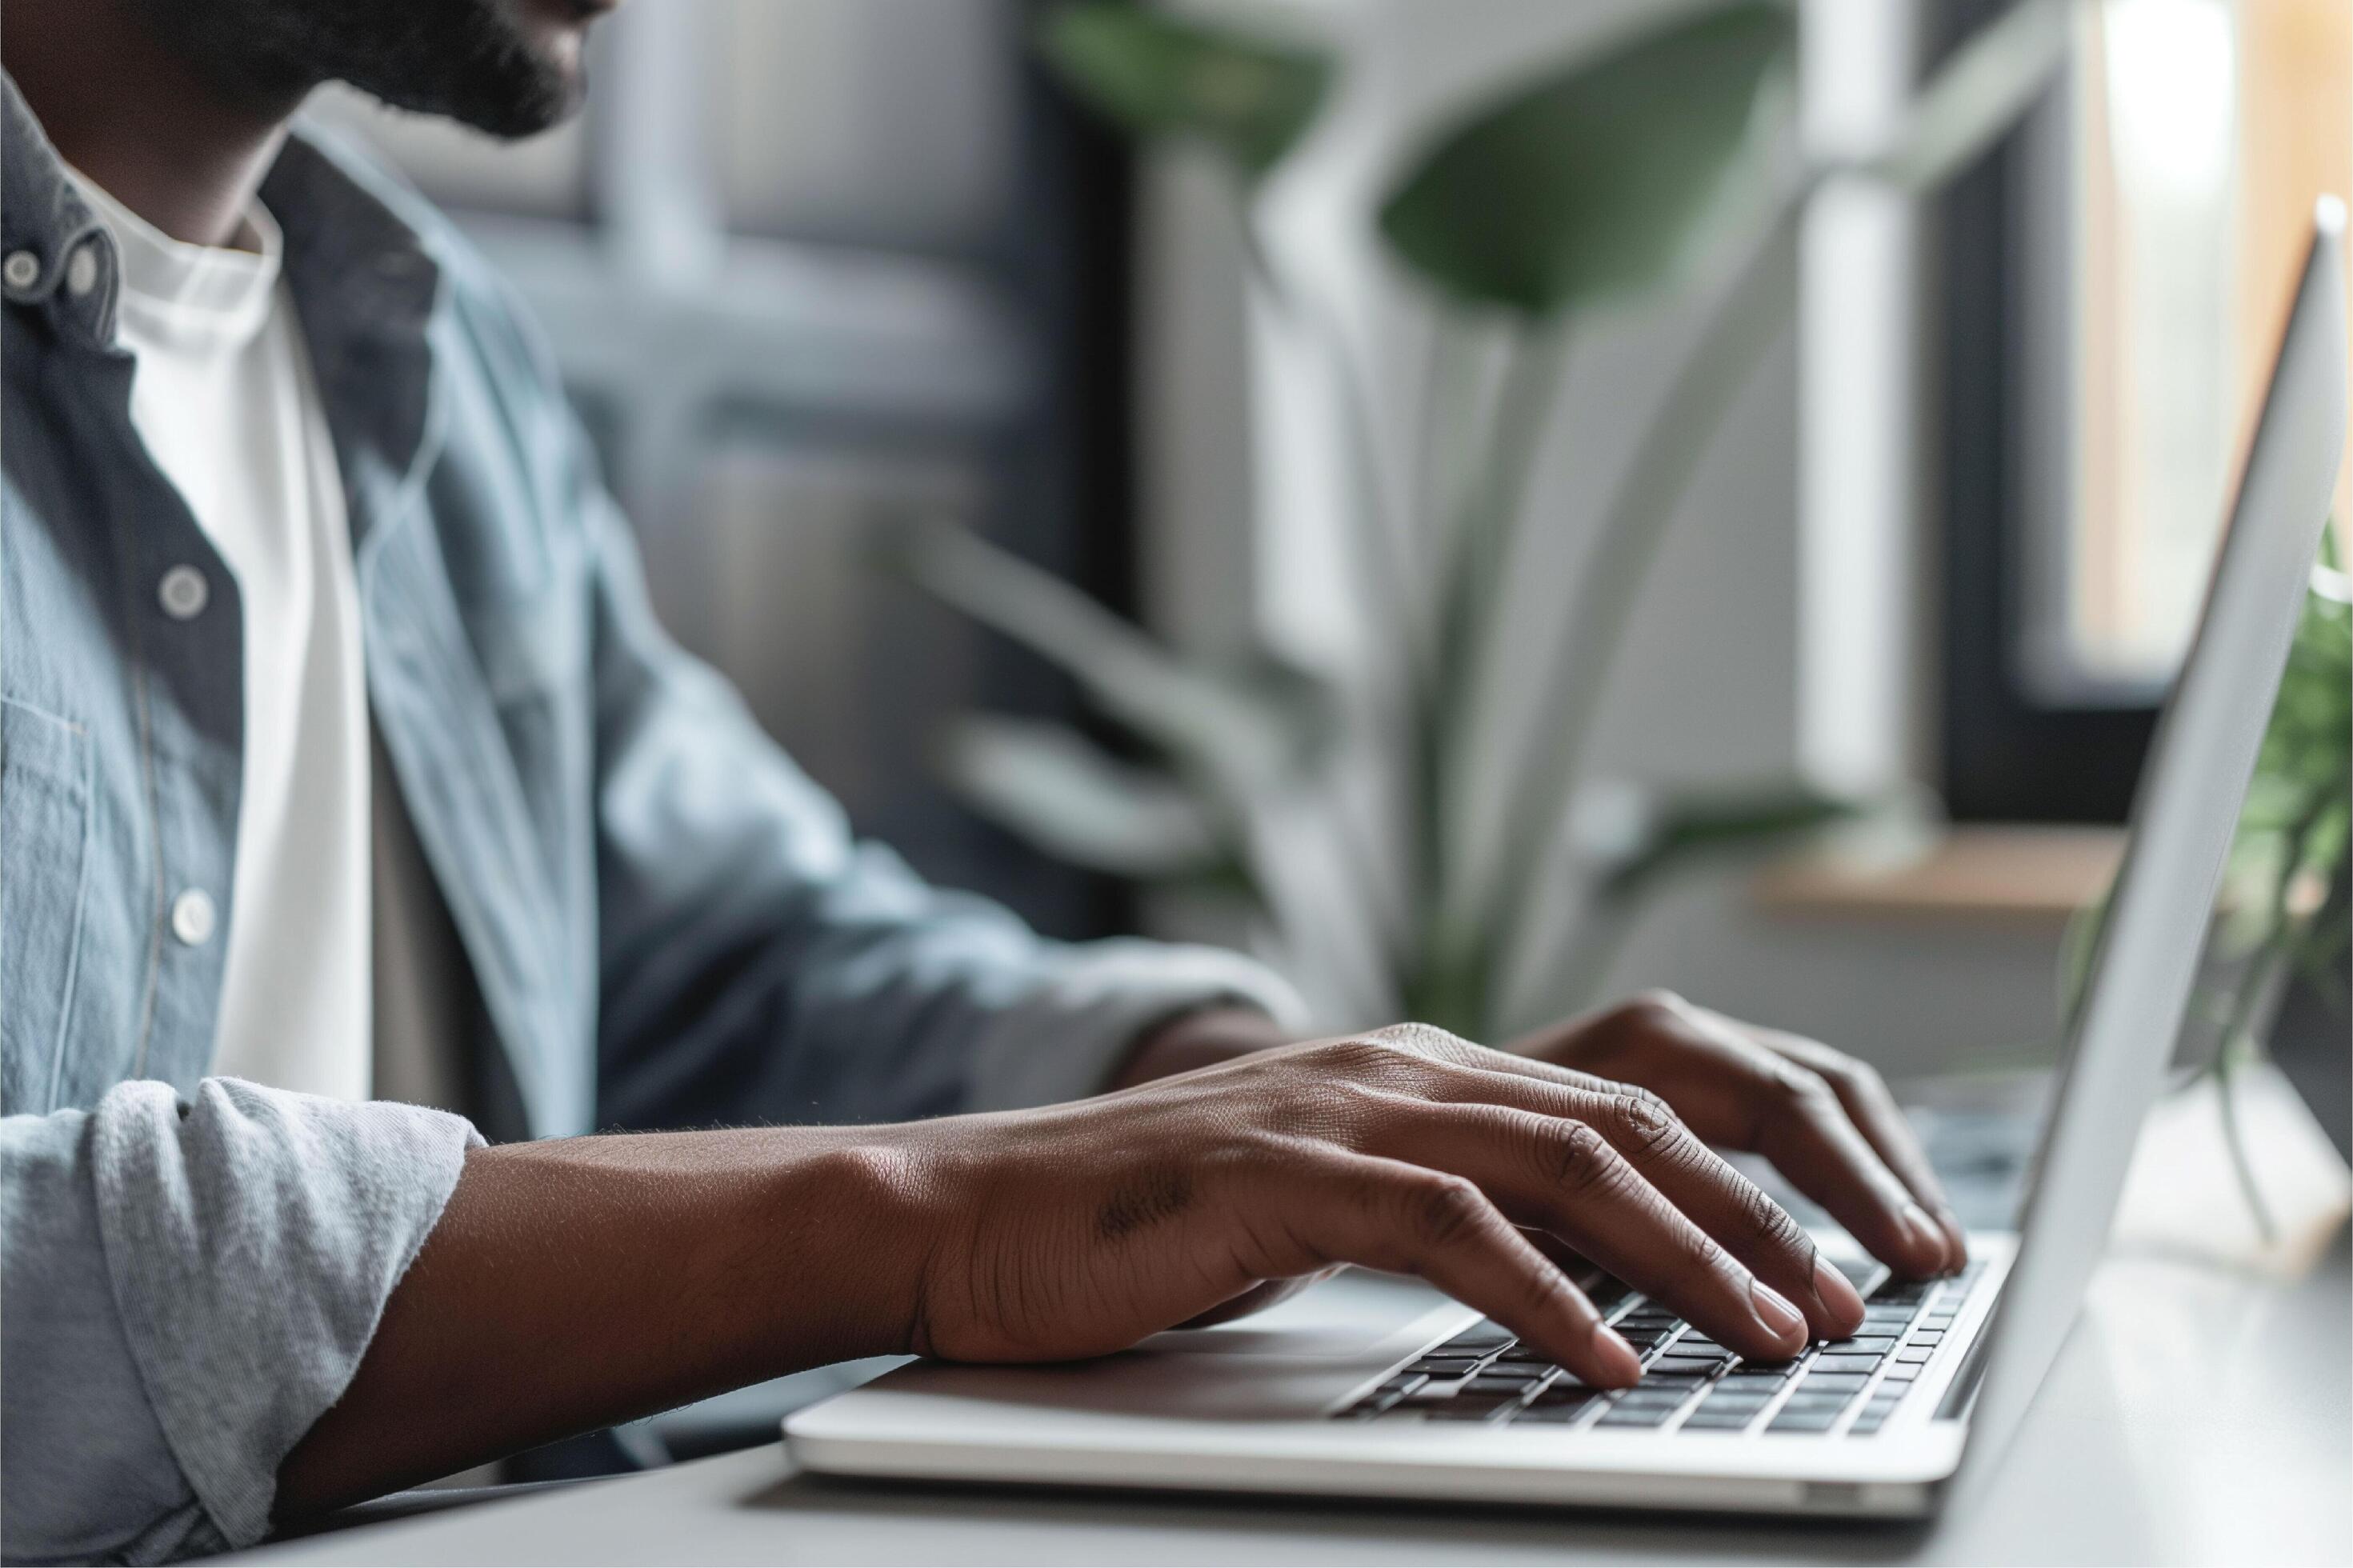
[899,1022,1863,1386]
[1511,992,1967,1278]
[282,1002,1955,1521]
[1116,994,1966,1280]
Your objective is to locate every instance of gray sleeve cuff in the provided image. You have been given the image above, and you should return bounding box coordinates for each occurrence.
[960,940,1311,1112]
[90,1079,481,1550]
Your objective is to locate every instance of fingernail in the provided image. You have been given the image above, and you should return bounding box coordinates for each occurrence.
[1938,1210,1971,1269]
[1901,1202,1947,1270]
[1750,1280,1807,1347]
[1812,1254,1865,1325]
[1590,1322,1644,1386]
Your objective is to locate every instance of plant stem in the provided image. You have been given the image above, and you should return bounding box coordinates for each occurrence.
[1236,211,1423,690]
[1230,205,1418,986]
[2212,1028,2279,1246]
[1479,199,1803,987]
[1416,318,1571,1034]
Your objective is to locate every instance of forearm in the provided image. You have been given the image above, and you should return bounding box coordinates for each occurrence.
[280,1007,1278,1519]
[275,1126,927,1520]
[1110,1006,1294,1090]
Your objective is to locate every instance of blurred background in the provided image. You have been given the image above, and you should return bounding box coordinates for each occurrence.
[316,0,2343,1078]
[307,0,2350,1474]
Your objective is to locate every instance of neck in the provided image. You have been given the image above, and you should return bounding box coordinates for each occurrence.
[4,0,300,248]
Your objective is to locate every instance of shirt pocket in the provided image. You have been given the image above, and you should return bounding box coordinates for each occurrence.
[0,699,92,1114]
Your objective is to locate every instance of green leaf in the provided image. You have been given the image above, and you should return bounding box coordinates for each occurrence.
[1594,784,1863,901]
[1038,2,1334,181]
[939,715,1227,879]
[1846,0,2070,193]
[1377,1,1795,316]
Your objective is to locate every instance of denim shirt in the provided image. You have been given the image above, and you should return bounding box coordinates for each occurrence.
[0,78,1300,1564]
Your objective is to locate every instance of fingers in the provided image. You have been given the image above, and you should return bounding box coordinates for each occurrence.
[1744,1026,1968,1270]
[1447,1069,1863,1338]
[1267,1154,1644,1389]
[1728,1058,1954,1278]
[1359,1101,1812,1361]
[1523,999,1957,1278]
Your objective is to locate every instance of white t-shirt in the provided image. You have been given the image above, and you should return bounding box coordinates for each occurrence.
[73,172,375,1102]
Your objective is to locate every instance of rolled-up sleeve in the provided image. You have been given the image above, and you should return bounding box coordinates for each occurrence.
[1,1078,478,1563]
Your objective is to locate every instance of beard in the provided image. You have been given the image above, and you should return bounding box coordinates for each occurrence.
[124,0,592,138]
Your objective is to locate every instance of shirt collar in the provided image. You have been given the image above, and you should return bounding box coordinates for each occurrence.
[66,164,284,356]
[5,69,452,517]
[2,70,122,345]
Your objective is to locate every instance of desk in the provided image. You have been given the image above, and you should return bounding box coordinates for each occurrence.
[237,1235,2350,1566]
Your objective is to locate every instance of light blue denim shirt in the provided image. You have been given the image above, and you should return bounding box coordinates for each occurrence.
[0,77,1302,1564]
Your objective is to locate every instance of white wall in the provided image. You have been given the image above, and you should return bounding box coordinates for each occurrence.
[1136,0,2070,1077]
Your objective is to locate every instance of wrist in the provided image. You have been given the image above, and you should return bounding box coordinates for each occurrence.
[764,1128,957,1362]
[1110,1005,1293,1090]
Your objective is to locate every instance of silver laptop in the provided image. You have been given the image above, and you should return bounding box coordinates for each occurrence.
[786,201,2347,1521]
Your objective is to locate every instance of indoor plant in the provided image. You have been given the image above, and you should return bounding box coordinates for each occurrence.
[890,0,2071,1036]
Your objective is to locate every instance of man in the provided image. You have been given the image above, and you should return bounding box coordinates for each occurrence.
[0,0,1967,1559]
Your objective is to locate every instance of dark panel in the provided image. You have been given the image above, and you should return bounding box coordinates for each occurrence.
[1930,0,2157,823]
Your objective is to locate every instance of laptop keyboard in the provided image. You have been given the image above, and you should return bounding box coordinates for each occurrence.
[1339,1258,1986,1438]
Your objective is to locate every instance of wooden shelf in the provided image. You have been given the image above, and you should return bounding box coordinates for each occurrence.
[1751,825,2127,923]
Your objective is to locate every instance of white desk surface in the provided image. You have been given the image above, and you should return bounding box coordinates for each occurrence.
[242,1234,2350,1567]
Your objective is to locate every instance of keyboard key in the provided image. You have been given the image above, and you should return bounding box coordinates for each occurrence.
[1516,1400,1598,1424]
[1768,1407,1840,1432]
[1911,1330,1944,1345]
[1896,1347,1934,1364]
[1794,1374,1868,1393]
[1353,1374,1427,1413]
[1882,1363,1923,1382]
[1599,1405,1679,1429]
[1529,1382,1598,1407]
[1813,1354,1883,1375]
[1681,1408,1758,1430]
[1832,1337,1899,1354]
[1439,1330,1515,1356]
[1615,1386,1693,1409]
[1409,1357,1486,1378]
[1725,1367,1795,1386]
[1779,1394,1856,1416]
[1699,1393,1772,1414]
[1647,1346,1722,1374]
[1464,1374,1542,1398]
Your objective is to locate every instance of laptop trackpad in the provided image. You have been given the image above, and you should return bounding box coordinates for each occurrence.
[875,1270,1459,1422]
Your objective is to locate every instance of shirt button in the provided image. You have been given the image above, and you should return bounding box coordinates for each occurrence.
[64,242,99,298]
[2,250,39,290]
[158,565,210,620]
[170,889,217,947]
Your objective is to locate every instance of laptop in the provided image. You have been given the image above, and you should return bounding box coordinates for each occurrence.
[785,200,2348,1521]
